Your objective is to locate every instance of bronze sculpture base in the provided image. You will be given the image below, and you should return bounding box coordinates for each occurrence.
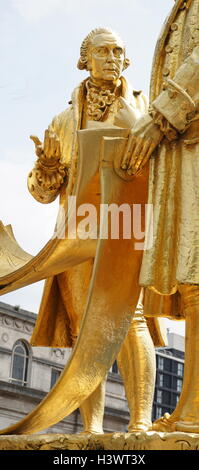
[0,432,199,451]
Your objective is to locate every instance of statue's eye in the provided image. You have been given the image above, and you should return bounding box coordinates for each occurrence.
[113,47,123,57]
[94,47,108,57]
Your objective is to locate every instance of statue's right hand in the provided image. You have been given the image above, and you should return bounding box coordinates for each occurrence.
[30,130,66,191]
[30,129,61,165]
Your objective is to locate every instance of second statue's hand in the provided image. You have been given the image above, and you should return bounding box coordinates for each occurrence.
[121,114,163,175]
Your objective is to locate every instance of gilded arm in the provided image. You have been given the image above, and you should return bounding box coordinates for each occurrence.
[152,45,199,132]
[121,46,199,174]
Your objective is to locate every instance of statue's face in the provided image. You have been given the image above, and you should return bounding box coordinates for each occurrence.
[88,32,125,82]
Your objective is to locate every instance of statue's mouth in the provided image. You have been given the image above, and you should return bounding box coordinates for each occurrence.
[103,68,118,73]
[103,65,117,70]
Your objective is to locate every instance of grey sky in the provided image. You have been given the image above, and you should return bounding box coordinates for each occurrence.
[0,0,184,335]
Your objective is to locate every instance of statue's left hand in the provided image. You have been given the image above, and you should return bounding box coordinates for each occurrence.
[121,114,163,175]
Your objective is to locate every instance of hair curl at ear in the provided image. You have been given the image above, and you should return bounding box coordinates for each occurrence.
[123,57,131,70]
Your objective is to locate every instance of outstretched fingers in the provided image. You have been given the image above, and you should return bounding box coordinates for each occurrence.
[55,138,61,158]
[43,129,60,160]
[43,129,50,157]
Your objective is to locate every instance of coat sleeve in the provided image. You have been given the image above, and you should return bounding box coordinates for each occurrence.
[152,46,199,132]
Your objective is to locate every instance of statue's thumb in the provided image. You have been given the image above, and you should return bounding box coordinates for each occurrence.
[30,135,42,146]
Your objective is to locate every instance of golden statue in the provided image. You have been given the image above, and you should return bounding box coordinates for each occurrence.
[1,0,199,438]
[0,28,165,434]
[122,0,199,432]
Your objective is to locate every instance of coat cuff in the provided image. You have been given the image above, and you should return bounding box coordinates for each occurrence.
[28,169,59,204]
[152,46,199,132]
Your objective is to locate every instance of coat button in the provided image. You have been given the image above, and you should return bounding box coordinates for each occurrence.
[171,23,178,31]
[179,1,187,9]
[163,67,170,77]
[165,45,173,53]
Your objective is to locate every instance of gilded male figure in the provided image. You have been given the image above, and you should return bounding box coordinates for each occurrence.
[27,28,160,433]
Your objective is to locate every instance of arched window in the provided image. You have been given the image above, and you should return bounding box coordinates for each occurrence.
[10,340,30,386]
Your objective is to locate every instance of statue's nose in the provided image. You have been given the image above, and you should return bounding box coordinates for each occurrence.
[107,50,115,62]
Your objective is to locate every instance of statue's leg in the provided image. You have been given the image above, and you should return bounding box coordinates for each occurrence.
[57,262,105,434]
[153,284,199,432]
[79,378,106,434]
[117,312,156,432]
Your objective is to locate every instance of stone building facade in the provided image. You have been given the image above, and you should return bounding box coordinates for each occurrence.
[0,301,129,433]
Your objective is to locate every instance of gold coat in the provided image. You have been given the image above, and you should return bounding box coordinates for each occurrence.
[29,77,164,347]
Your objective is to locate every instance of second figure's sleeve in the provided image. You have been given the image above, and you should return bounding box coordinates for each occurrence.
[152,46,199,133]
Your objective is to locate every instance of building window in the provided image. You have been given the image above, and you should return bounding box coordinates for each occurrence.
[10,340,30,386]
[158,357,164,371]
[51,368,61,388]
[164,358,172,372]
[163,374,171,389]
[162,390,171,406]
[177,379,182,392]
[157,390,162,404]
[177,363,184,376]
[156,407,162,419]
[111,361,118,374]
[158,373,163,387]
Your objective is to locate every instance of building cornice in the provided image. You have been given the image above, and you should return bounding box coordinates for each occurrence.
[0,301,36,323]
[0,302,35,336]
